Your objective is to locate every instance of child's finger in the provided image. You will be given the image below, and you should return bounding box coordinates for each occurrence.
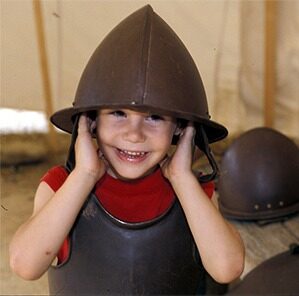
[178,125,195,145]
[175,124,196,163]
[78,113,96,135]
[78,113,89,134]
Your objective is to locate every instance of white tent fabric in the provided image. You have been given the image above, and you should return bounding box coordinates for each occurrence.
[237,1,299,138]
[1,0,298,138]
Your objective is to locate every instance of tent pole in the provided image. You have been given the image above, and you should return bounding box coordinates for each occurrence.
[264,0,277,128]
[32,0,57,152]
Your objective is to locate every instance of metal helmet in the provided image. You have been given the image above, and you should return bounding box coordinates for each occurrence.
[226,244,299,295]
[218,127,299,221]
[51,5,227,180]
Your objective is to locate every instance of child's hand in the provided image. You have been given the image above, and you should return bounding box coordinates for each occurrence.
[161,123,196,182]
[74,114,107,181]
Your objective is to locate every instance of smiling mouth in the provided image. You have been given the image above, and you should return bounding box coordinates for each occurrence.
[117,149,148,162]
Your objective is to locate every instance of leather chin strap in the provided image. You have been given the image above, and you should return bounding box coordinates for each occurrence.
[65,115,80,173]
[197,125,219,183]
[65,115,218,182]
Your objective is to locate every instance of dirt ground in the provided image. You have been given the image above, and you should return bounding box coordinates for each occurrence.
[1,133,298,295]
[1,134,66,294]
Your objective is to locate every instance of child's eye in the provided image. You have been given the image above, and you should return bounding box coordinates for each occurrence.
[110,110,126,117]
[147,114,164,121]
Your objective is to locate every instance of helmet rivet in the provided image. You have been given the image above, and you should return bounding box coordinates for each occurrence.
[254,204,259,210]
[131,101,137,105]
[279,201,284,206]
[267,203,272,209]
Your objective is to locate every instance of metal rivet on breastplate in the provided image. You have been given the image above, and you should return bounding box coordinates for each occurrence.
[254,204,259,210]
[267,203,272,209]
[131,101,137,105]
[279,201,284,206]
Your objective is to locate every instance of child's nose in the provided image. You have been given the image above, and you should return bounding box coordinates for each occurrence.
[123,120,146,143]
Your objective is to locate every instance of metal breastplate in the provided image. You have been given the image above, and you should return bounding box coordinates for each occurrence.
[48,194,205,295]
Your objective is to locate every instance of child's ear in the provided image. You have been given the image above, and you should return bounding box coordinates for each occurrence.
[174,126,182,136]
[87,111,97,136]
[174,119,187,136]
[92,125,97,136]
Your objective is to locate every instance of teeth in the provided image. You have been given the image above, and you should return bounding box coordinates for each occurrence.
[120,150,146,156]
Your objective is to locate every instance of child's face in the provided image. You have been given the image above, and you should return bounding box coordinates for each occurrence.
[96,108,178,180]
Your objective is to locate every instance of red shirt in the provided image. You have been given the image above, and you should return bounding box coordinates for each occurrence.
[41,166,214,263]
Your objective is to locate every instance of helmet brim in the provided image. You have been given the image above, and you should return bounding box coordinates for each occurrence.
[218,199,299,221]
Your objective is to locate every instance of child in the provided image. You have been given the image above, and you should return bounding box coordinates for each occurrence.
[9,5,244,295]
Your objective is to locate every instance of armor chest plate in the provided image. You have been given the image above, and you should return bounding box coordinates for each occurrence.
[48,194,205,295]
